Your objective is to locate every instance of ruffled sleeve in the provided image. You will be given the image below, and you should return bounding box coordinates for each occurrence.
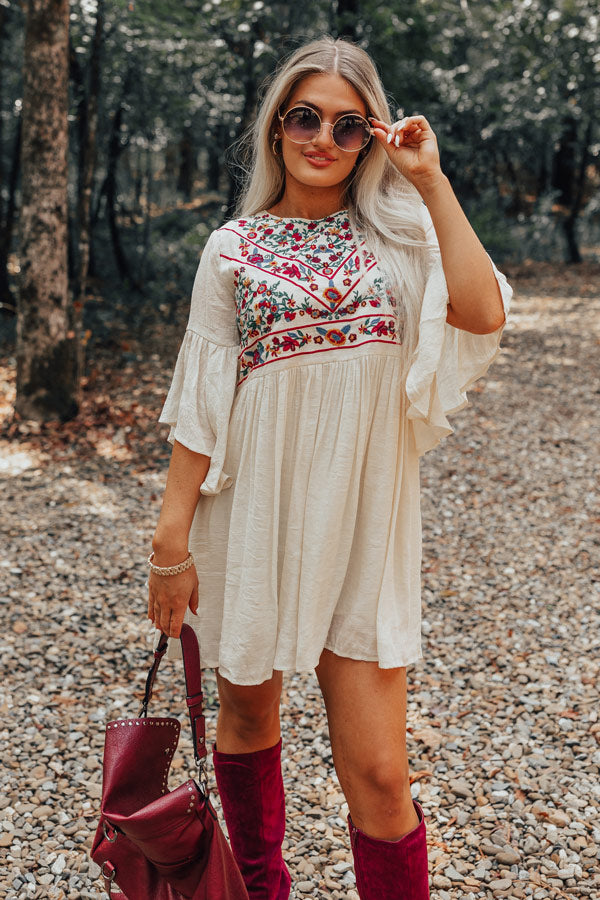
[405,205,513,456]
[158,229,240,495]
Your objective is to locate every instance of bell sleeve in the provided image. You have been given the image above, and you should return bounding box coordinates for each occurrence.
[405,205,513,456]
[158,229,240,495]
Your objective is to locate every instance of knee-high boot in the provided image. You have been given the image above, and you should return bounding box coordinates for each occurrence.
[348,800,430,899]
[213,738,291,900]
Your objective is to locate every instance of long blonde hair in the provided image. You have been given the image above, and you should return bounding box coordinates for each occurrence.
[232,36,431,365]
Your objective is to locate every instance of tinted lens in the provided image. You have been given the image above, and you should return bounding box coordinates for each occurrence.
[283,107,320,142]
[333,115,371,151]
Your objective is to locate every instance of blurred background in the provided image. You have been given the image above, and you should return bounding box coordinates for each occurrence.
[0,0,599,430]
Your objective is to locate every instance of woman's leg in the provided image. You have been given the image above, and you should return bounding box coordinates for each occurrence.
[216,669,283,752]
[315,649,429,900]
[315,649,417,839]
[213,669,291,900]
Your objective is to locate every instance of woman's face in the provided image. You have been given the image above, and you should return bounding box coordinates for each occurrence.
[276,73,368,192]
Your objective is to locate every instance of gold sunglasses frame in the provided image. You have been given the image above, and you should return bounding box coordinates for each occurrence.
[277,105,373,152]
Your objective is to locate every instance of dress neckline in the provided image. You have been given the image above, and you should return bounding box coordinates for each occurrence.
[258,208,348,224]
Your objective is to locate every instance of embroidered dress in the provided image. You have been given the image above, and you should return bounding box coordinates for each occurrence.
[158,207,512,684]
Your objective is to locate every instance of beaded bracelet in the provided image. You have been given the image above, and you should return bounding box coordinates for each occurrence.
[147,551,194,576]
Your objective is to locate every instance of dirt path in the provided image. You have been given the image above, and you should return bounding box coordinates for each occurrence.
[1,270,599,899]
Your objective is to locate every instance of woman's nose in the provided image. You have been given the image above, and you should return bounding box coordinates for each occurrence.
[313,121,336,148]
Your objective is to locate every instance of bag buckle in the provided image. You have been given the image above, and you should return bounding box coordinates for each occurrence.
[197,756,209,796]
[102,819,118,843]
[101,860,117,897]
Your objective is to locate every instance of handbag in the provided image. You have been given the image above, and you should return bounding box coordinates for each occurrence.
[90,623,249,899]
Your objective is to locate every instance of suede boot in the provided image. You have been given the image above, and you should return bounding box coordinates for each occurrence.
[213,738,291,900]
[348,800,430,899]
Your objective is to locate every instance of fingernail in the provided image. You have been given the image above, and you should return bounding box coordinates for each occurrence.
[386,133,392,144]
[395,135,400,147]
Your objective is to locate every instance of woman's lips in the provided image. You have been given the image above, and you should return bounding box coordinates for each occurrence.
[303,153,336,168]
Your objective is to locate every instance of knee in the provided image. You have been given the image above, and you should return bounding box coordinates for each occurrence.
[352,752,412,801]
[218,673,281,738]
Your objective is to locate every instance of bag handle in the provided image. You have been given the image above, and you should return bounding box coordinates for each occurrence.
[180,623,207,764]
[139,625,207,764]
[139,632,170,717]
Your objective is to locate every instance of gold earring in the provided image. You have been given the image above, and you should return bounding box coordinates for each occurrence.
[272,133,281,156]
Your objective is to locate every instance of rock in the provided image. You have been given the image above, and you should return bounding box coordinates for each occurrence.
[448,778,471,798]
[51,854,66,875]
[495,846,521,865]
[332,861,352,873]
[547,808,570,827]
[412,727,443,749]
[443,864,464,881]
[523,834,541,854]
[481,839,498,856]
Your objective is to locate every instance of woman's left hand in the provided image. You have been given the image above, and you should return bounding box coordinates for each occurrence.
[369,114,442,192]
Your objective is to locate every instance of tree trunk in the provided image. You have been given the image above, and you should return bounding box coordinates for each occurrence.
[0,116,21,312]
[16,0,77,421]
[73,0,104,380]
[225,28,262,216]
[207,139,221,192]
[552,116,592,264]
[0,2,21,311]
[105,73,139,287]
[552,116,577,208]
[563,118,593,264]
[336,0,359,39]
[177,125,196,201]
[139,146,153,290]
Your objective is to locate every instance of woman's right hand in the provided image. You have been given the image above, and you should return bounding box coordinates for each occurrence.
[147,441,211,637]
[148,562,199,639]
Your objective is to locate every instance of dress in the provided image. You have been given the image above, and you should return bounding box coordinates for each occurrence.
[158,206,512,684]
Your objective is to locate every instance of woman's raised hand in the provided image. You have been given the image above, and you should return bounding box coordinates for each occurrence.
[147,563,199,639]
[369,114,442,193]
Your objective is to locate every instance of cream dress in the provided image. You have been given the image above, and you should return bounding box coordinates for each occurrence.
[158,206,512,685]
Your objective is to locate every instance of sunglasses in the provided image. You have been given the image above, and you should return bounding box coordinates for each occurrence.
[278,105,373,152]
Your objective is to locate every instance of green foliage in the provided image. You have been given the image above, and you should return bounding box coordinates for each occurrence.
[3,0,600,328]
[464,189,519,260]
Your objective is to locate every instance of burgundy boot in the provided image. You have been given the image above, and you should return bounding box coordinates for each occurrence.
[348,800,430,899]
[213,738,291,900]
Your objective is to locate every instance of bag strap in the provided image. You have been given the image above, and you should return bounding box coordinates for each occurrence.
[139,625,207,763]
[179,623,207,763]
[139,631,170,717]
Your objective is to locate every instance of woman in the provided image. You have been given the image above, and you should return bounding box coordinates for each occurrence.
[147,36,512,900]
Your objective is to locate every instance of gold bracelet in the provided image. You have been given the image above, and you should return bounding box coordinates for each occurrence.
[147,551,194,576]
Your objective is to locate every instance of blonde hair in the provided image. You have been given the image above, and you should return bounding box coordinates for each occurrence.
[232,35,431,366]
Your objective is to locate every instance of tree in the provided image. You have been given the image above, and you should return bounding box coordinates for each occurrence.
[0,0,24,312]
[424,0,599,261]
[16,0,77,421]
[71,0,104,366]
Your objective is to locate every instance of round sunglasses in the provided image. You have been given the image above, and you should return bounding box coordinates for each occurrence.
[278,105,373,152]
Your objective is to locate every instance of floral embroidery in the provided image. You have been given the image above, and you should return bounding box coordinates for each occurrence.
[219,211,403,385]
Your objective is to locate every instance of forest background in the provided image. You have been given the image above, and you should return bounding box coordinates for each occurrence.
[0,0,599,427]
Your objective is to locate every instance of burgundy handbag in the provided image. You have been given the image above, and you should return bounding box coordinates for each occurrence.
[91,624,249,899]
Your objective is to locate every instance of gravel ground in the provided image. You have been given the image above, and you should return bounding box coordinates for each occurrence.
[1,279,599,900]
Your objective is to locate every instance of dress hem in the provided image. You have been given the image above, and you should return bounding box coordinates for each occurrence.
[161,633,424,685]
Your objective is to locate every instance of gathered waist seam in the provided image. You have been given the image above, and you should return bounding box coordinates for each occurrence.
[236,343,405,388]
